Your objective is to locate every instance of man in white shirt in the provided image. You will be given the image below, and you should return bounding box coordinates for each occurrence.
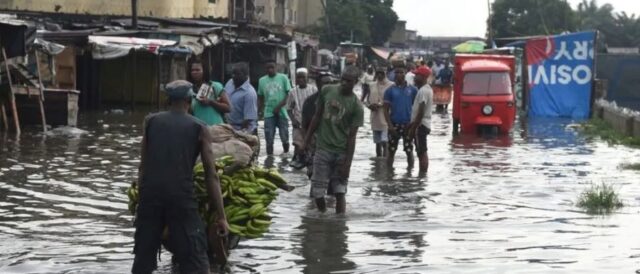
[405,62,416,86]
[287,68,318,168]
[408,66,433,174]
[367,67,393,157]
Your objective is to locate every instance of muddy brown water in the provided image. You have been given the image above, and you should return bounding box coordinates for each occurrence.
[0,109,639,274]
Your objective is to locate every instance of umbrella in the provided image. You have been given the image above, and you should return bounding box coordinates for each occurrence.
[452,40,486,53]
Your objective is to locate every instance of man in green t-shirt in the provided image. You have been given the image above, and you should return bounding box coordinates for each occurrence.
[303,66,364,214]
[258,61,292,155]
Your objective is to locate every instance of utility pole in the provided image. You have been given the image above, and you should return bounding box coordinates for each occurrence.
[487,0,493,46]
[131,0,138,29]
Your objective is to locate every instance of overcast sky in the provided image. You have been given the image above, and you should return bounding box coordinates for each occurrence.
[393,0,640,37]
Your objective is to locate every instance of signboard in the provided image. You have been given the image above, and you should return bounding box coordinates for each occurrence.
[526,31,596,118]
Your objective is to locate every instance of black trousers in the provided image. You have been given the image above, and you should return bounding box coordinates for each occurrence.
[132,203,209,274]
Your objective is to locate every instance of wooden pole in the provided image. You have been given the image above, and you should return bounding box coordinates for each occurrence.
[157,53,162,111]
[2,47,20,135]
[131,0,138,29]
[131,52,137,110]
[1,105,7,131]
[34,52,47,132]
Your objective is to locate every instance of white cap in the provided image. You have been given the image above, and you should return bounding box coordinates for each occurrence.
[296,67,308,75]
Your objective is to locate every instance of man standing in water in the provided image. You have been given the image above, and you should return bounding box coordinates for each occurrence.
[188,60,230,126]
[225,63,258,135]
[258,61,292,155]
[304,66,364,214]
[133,80,229,274]
[409,66,433,173]
[384,66,418,168]
[367,67,393,158]
[287,68,317,169]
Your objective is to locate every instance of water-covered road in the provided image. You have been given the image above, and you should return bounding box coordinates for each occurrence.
[0,109,639,274]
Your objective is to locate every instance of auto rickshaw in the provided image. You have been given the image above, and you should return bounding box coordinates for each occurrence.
[452,54,516,135]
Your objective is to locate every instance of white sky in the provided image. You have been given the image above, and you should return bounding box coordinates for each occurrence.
[393,0,640,37]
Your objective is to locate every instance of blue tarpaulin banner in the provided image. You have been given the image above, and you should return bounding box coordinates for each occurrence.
[526,31,596,118]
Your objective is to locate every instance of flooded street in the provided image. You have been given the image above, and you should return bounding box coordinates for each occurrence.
[1,109,639,273]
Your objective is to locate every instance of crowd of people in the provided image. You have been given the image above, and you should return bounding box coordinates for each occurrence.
[131,58,449,273]
[185,58,451,213]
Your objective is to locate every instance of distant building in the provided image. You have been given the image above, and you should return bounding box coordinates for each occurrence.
[0,0,229,19]
[405,29,417,49]
[389,20,407,48]
[254,0,298,27]
[297,0,324,28]
[417,36,485,55]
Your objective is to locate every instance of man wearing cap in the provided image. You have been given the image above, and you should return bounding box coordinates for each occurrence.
[133,80,229,274]
[408,67,433,174]
[384,66,419,168]
[367,67,393,158]
[303,66,364,214]
[287,67,317,169]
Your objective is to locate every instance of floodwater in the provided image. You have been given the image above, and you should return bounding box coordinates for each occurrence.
[0,108,639,274]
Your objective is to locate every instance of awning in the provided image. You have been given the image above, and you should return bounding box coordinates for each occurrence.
[371,47,391,60]
[89,35,177,59]
[158,46,192,55]
[33,38,66,55]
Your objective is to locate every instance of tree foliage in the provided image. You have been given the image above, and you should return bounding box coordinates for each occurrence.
[490,0,640,47]
[316,0,398,47]
[490,0,576,38]
[575,0,640,47]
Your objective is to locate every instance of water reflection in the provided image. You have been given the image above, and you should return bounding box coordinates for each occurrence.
[299,216,354,274]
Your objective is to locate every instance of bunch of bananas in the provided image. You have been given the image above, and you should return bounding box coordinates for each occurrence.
[126,155,293,240]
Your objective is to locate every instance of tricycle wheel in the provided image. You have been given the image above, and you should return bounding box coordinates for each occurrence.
[452,119,460,135]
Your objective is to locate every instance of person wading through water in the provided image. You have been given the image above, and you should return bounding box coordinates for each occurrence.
[384,66,418,168]
[132,80,229,274]
[303,66,364,214]
[367,67,393,158]
[258,61,292,156]
[408,66,433,174]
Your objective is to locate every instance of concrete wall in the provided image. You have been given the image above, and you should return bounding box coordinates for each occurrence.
[254,0,297,26]
[1,0,228,18]
[297,0,323,28]
[595,100,640,138]
[389,20,407,46]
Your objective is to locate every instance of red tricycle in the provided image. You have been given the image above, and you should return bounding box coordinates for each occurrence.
[451,54,516,135]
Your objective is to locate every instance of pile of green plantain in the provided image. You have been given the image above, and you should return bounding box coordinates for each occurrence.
[126,156,293,239]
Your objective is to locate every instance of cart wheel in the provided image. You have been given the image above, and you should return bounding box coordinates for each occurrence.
[452,119,460,135]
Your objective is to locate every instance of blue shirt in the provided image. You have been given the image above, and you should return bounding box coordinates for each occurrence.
[225,79,258,133]
[383,84,418,125]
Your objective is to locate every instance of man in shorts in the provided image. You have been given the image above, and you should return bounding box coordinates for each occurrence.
[367,67,393,157]
[408,66,433,173]
[383,66,418,168]
[303,66,364,214]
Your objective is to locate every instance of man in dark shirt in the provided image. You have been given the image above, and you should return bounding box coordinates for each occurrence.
[132,80,229,274]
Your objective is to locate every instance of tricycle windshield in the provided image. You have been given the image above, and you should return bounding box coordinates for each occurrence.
[463,72,512,95]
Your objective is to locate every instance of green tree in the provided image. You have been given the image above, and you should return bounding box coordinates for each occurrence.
[490,0,577,38]
[361,0,399,46]
[575,0,640,47]
[316,0,397,47]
